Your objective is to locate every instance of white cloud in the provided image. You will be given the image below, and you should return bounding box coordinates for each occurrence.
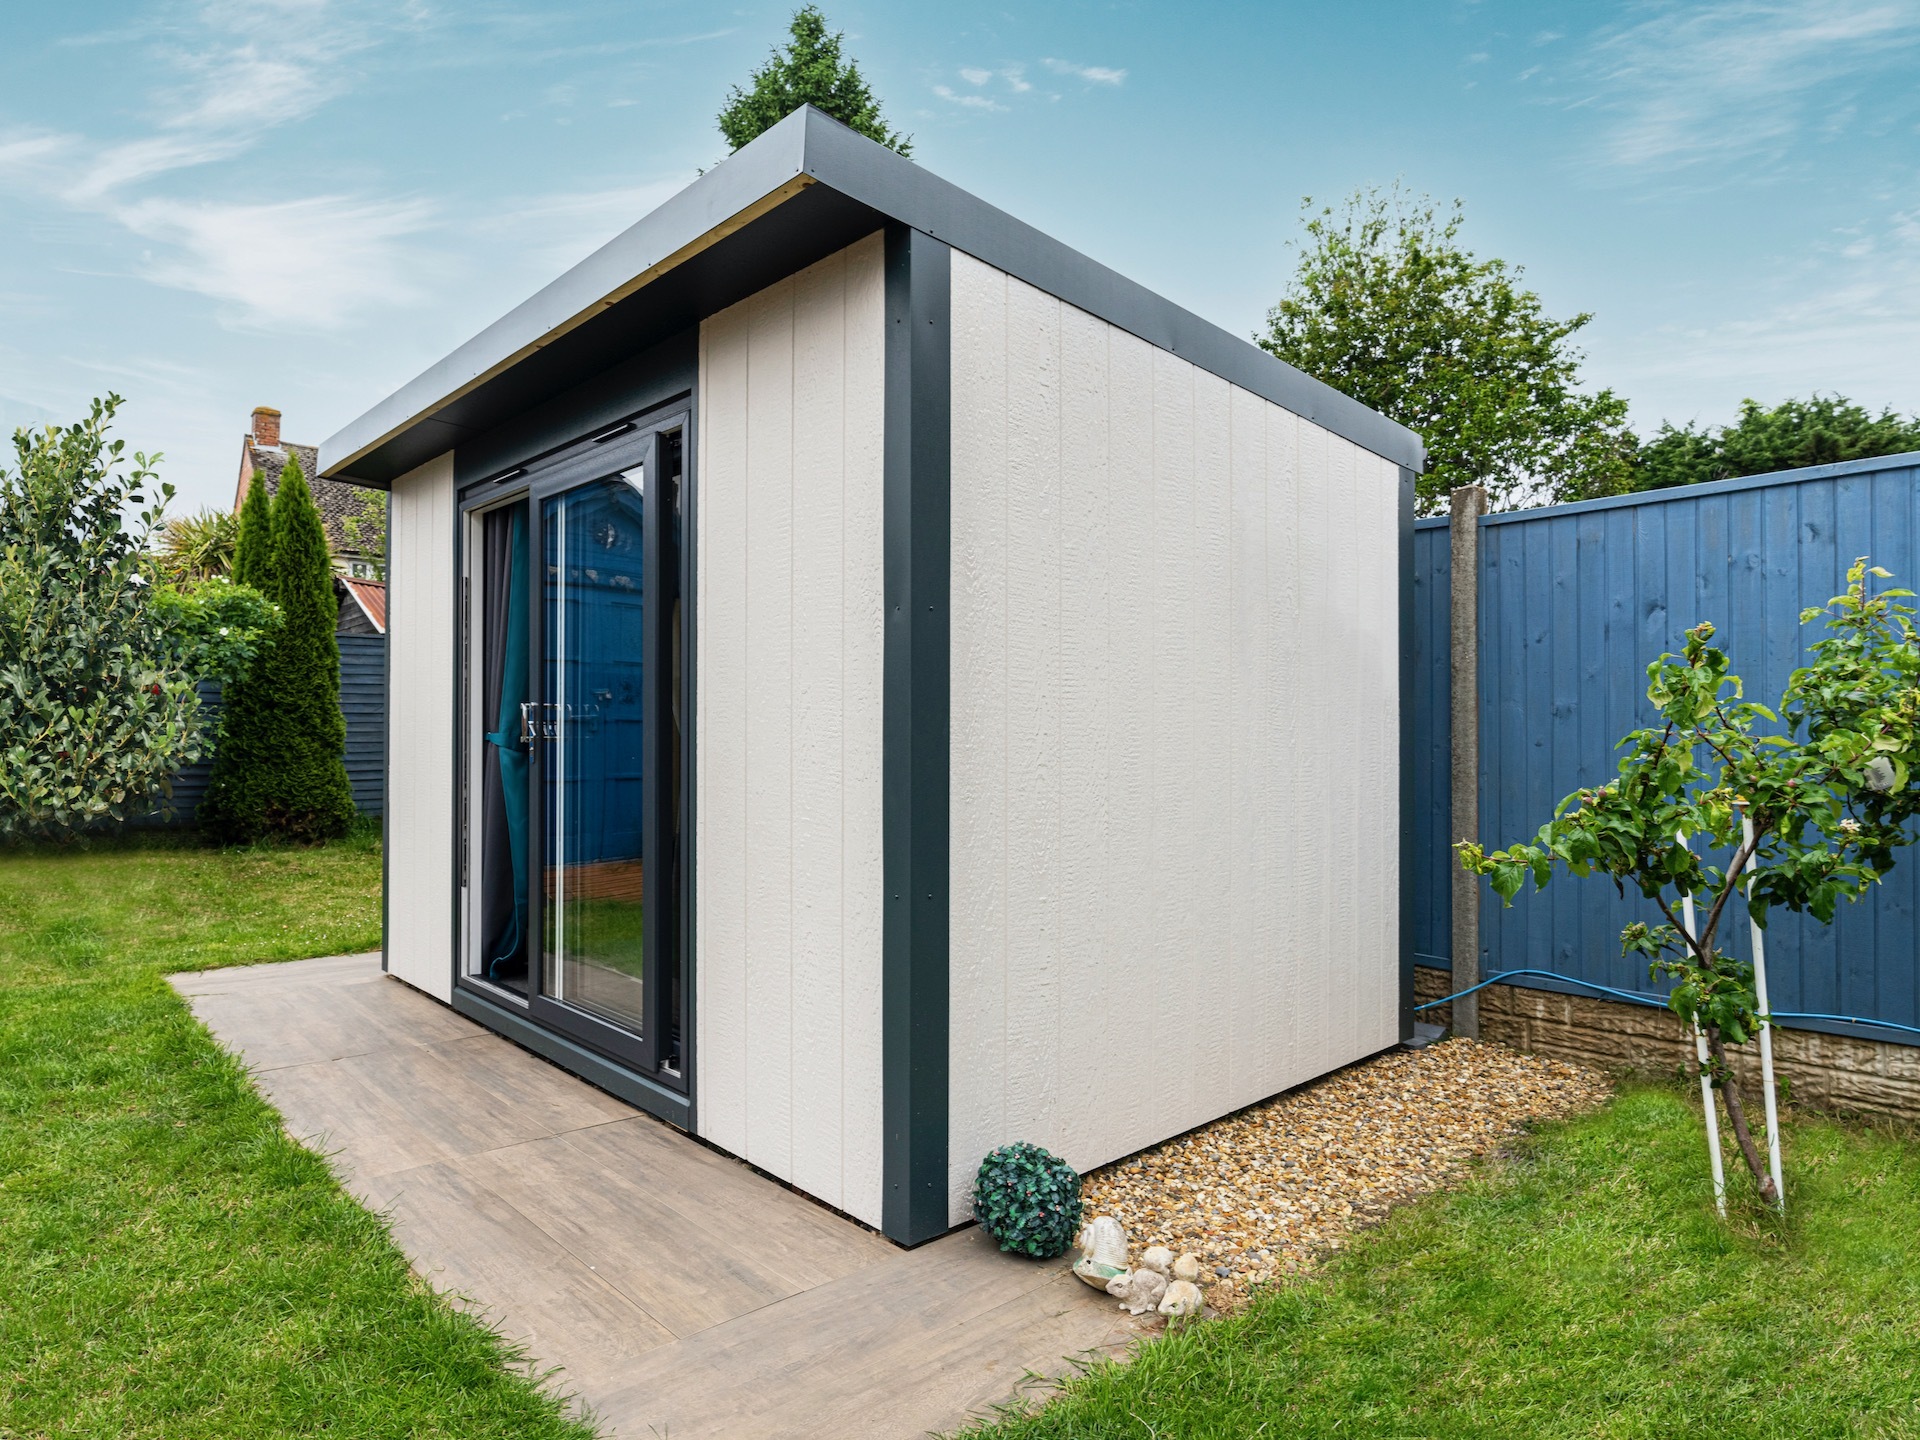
[469,179,689,275]
[934,84,1006,112]
[1577,2,1920,169]
[952,63,1033,99]
[0,2,447,330]
[1042,57,1127,85]
[116,193,437,331]
[1610,207,1920,423]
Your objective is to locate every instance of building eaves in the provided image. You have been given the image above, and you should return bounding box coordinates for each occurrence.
[320,105,1423,482]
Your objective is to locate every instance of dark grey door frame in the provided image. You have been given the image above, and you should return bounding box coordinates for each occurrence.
[451,399,695,1130]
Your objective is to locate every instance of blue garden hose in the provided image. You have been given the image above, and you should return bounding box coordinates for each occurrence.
[1415,968,1920,1039]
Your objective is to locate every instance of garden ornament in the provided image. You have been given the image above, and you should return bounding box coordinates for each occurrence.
[1073,1215,1130,1289]
[1158,1279,1205,1318]
[1106,1267,1168,1315]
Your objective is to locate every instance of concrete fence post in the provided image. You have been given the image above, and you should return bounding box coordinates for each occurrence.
[1448,484,1487,1039]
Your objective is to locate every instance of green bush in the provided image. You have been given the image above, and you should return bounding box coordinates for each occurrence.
[972,1142,1084,1258]
[0,396,203,837]
[200,460,353,842]
[149,575,280,694]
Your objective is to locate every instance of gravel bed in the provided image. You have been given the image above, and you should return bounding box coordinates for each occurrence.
[1079,1038,1610,1313]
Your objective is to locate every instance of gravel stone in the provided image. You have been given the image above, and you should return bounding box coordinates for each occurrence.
[1078,1038,1610,1313]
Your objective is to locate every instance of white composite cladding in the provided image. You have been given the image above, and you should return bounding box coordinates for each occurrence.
[385,450,458,1003]
[946,251,1403,1222]
[694,233,889,1228]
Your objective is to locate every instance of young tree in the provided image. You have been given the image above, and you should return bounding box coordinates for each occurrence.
[200,460,353,842]
[1635,395,1920,492]
[717,5,910,155]
[232,468,272,588]
[261,460,354,840]
[1459,560,1920,1203]
[0,395,203,837]
[1261,187,1636,514]
[199,471,278,840]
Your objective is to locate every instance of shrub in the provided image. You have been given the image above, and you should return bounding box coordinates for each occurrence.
[0,396,203,838]
[260,459,354,840]
[972,1142,1084,1258]
[149,576,280,694]
[200,460,353,843]
[155,506,239,581]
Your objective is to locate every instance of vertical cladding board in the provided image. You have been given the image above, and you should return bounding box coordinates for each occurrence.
[695,233,888,1227]
[385,451,457,1002]
[946,254,1403,1220]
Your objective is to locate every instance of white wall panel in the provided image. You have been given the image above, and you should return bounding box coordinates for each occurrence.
[947,253,1403,1220]
[695,232,887,1227]
[385,450,457,1002]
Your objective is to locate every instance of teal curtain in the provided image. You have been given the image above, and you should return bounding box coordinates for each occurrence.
[484,506,530,977]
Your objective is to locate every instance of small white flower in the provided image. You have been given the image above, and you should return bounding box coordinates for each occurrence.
[1840,818,1862,835]
[218,626,230,636]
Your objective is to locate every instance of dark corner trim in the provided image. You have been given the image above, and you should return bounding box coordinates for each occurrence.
[382,511,393,976]
[452,987,692,1131]
[881,224,952,1245]
[1397,466,1417,1042]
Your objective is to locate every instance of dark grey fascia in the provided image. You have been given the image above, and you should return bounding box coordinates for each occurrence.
[796,113,1423,473]
[321,106,1423,485]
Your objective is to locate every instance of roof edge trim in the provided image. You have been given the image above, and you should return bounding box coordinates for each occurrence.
[322,105,1425,478]
[319,112,819,477]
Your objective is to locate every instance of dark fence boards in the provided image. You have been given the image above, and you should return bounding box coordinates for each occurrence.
[1412,452,1920,1046]
[339,634,387,816]
[137,635,386,826]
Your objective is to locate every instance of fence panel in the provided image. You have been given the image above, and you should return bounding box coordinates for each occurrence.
[339,633,387,817]
[135,634,387,826]
[1415,452,1920,1045]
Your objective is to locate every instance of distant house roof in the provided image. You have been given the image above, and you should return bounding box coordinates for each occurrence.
[337,575,387,634]
[233,408,379,563]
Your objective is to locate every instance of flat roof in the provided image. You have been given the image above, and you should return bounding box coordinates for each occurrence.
[320,106,1424,483]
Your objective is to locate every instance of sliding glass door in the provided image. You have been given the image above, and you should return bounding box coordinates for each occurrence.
[463,416,686,1085]
[539,468,651,1032]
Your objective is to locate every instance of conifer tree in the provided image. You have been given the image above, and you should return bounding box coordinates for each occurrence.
[232,468,271,587]
[717,6,909,155]
[259,459,354,840]
[199,470,277,840]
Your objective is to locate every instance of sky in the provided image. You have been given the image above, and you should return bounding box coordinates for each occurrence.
[2,0,1918,515]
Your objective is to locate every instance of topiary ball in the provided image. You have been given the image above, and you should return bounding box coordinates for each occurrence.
[971,1141,1084,1258]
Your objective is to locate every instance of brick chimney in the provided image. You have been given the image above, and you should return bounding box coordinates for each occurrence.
[251,406,282,448]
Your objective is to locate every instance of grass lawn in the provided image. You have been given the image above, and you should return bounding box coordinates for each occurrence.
[967,1083,1920,1439]
[0,830,595,1439]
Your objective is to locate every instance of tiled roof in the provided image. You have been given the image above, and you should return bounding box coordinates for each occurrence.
[245,440,379,558]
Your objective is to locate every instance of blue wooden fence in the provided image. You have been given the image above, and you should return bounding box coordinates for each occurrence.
[138,633,386,824]
[1412,451,1920,1045]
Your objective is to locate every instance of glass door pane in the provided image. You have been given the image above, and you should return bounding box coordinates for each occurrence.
[540,468,649,1034]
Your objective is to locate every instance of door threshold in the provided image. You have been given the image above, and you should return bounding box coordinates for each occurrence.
[452,985,691,1131]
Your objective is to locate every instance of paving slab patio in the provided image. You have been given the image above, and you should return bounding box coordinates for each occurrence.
[171,953,1141,1438]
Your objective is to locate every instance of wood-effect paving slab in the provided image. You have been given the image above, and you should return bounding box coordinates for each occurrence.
[174,953,1141,1438]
